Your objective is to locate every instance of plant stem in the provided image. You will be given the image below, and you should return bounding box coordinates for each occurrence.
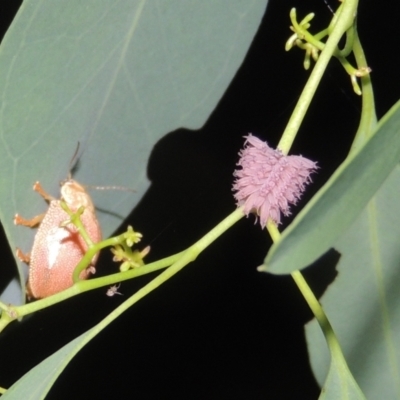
[85,207,244,331]
[291,270,339,350]
[291,269,364,396]
[349,26,377,153]
[266,225,362,395]
[0,208,245,332]
[278,0,358,154]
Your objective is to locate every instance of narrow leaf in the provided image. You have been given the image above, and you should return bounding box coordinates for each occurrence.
[263,99,400,274]
[307,166,400,399]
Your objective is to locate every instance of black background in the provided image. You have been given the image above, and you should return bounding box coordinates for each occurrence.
[0,1,398,399]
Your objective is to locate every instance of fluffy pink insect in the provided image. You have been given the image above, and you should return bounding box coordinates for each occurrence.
[233,134,318,227]
[14,179,102,299]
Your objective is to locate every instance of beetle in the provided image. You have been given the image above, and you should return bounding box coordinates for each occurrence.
[14,178,102,299]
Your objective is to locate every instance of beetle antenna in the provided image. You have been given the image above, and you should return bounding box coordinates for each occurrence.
[68,142,81,179]
[86,185,135,193]
[322,0,335,15]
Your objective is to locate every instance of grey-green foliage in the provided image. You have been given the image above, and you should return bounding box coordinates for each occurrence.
[0,0,268,303]
[307,165,400,399]
[2,331,91,400]
[264,100,400,274]
[319,356,366,400]
[263,96,400,398]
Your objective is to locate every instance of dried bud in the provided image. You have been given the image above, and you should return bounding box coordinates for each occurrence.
[232,134,318,227]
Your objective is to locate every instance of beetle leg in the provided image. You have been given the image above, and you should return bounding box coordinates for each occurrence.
[14,213,45,227]
[26,283,34,300]
[33,181,55,202]
[16,248,31,264]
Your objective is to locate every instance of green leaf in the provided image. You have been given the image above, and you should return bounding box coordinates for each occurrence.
[319,351,366,400]
[307,165,400,399]
[2,330,92,400]
[0,0,268,302]
[263,99,400,274]
[291,270,366,399]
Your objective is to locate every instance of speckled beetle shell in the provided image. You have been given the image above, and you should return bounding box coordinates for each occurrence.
[21,179,102,299]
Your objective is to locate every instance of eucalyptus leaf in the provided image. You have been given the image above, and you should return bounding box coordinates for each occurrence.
[307,165,400,399]
[2,330,92,400]
[319,355,366,400]
[0,0,268,302]
[263,99,400,274]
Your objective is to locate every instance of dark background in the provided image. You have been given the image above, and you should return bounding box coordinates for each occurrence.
[0,1,398,399]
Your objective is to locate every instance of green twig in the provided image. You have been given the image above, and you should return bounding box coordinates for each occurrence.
[266,219,363,395]
[0,208,245,333]
[0,250,182,332]
[349,26,377,153]
[279,0,358,154]
[60,202,94,247]
[291,270,365,396]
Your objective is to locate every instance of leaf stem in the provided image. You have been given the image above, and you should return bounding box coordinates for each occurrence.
[278,0,358,154]
[291,270,365,396]
[86,207,245,330]
[349,26,377,153]
[264,219,363,396]
[0,208,245,332]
